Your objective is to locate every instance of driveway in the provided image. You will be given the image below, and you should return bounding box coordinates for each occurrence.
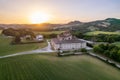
[33,40,54,53]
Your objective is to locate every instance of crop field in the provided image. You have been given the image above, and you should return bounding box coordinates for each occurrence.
[85,31,120,35]
[0,53,120,80]
[0,35,47,56]
[34,31,64,35]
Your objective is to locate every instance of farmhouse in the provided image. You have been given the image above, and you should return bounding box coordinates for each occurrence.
[35,35,44,41]
[51,31,86,50]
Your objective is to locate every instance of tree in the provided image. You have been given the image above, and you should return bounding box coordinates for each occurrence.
[2,28,35,44]
[106,36,114,43]
[104,50,110,56]
[2,28,16,36]
[49,33,57,38]
[110,48,118,59]
[99,44,107,51]
[80,48,87,53]
[108,44,116,51]
[72,31,84,38]
[117,50,120,61]
[93,45,104,53]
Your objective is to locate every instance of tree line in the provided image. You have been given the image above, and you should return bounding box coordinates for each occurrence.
[72,31,120,43]
[84,34,120,43]
[93,44,120,62]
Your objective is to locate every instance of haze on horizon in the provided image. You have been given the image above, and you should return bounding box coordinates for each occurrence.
[0,0,120,24]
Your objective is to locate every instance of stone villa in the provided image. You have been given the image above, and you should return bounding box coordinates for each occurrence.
[51,31,86,51]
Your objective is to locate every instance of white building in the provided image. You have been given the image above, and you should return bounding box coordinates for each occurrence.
[51,31,86,51]
[35,35,44,41]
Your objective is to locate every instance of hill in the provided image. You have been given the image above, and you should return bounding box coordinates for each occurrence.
[0,18,120,32]
[54,18,120,32]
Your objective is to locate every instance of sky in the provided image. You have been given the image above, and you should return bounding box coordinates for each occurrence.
[0,0,120,24]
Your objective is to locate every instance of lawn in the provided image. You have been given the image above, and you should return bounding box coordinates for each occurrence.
[85,31,120,35]
[0,53,120,80]
[0,35,47,56]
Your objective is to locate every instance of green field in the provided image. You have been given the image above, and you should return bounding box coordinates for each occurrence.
[35,31,64,35]
[0,53,120,80]
[0,35,47,56]
[85,31,120,35]
[0,30,62,56]
[0,30,2,34]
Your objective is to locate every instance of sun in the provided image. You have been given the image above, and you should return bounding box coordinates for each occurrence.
[29,12,50,24]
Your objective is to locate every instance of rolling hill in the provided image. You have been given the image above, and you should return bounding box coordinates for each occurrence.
[54,18,120,32]
[0,18,120,32]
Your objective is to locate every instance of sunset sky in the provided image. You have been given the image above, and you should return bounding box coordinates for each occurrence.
[0,0,120,24]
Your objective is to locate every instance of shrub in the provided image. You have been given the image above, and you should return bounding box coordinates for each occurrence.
[80,48,87,53]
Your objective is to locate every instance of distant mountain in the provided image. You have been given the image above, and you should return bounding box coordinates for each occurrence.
[83,18,120,32]
[0,23,62,31]
[0,18,120,32]
[67,20,82,25]
[52,20,83,30]
[54,18,120,32]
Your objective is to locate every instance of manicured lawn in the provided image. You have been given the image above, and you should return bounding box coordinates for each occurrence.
[0,53,120,80]
[0,35,47,56]
[85,31,120,35]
